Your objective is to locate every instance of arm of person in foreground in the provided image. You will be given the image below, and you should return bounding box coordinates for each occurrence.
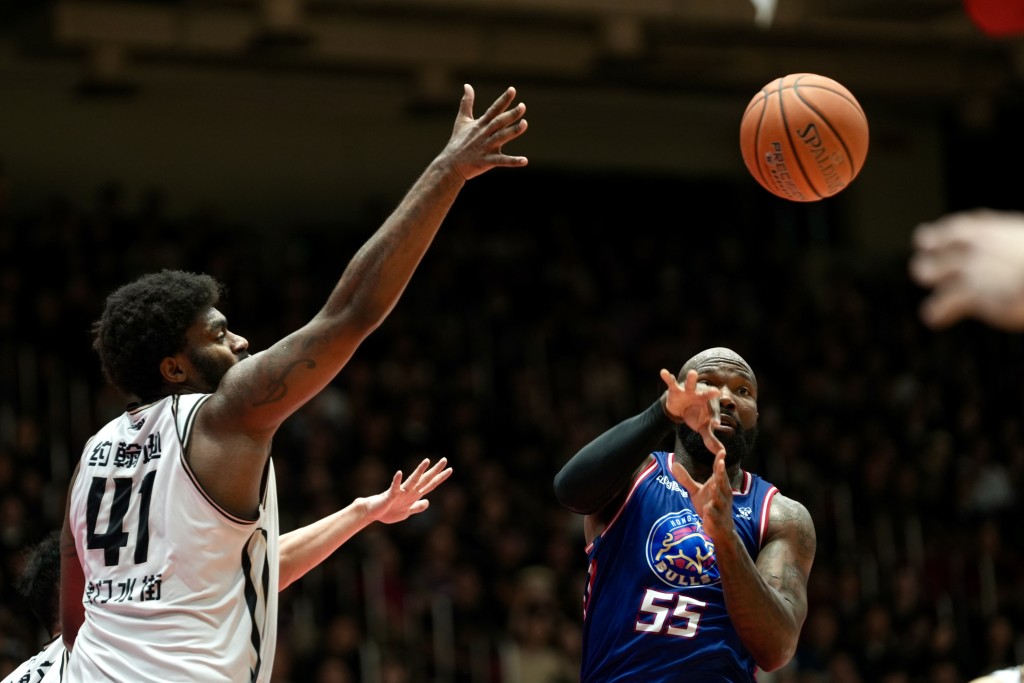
[910,208,1024,330]
[674,451,816,672]
[278,457,452,590]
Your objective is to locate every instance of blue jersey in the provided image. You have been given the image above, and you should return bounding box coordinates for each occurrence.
[580,451,778,683]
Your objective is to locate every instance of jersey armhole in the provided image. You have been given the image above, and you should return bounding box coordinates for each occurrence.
[172,394,259,525]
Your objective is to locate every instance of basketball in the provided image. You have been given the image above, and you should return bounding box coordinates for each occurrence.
[740,73,869,202]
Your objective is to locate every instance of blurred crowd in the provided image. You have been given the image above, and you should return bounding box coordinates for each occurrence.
[1,167,1023,683]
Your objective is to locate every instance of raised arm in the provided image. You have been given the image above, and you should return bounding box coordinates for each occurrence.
[190,85,526,514]
[208,85,526,435]
[278,458,452,590]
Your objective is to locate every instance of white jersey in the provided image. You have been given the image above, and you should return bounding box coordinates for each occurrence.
[1,636,65,683]
[978,668,1024,683]
[66,394,280,683]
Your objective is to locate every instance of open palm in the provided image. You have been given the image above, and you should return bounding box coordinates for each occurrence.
[366,457,453,525]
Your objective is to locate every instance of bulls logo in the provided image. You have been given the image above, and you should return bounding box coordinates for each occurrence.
[646,510,720,588]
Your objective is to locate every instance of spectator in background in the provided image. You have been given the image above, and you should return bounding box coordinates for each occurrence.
[2,530,64,683]
[500,565,576,683]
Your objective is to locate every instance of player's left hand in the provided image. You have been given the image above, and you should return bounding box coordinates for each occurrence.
[365,457,453,525]
[671,450,735,541]
[444,84,528,181]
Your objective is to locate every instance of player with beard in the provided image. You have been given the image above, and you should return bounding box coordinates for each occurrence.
[59,84,528,682]
[553,347,816,682]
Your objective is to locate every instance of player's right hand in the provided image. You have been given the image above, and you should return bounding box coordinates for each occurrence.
[660,368,726,458]
[443,84,528,181]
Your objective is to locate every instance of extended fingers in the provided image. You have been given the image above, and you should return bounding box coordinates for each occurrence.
[489,114,528,149]
[457,83,476,121]
[408,457,433,479]
[714,450,728,485]
[465,86,523,139]
[421,467,453,495]
[670,459,700,499]
[919,288,974,330]
[909,226,972,288]
[450,86,529,175]
[423,456,448,475]
[420,458,453,493]
[404,457,450,489]
[388,470,405,494]
[909,250,964,288]
[483,104,528,166]
[489,101,527,132]
[684,370,721,403]
[681,369,698,392]
[479,86,518,123]
[705,453,732,514]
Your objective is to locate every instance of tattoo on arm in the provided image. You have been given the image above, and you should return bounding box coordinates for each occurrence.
[764,496,816,597]
[796,515,816,559]
[252,359,316,407]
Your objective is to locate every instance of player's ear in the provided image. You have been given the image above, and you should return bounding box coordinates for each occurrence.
[160,355,188,386]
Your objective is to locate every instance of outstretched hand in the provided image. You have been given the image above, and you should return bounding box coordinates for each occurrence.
[910,209,1024,331]
[445,84,529,181]
[659,368,725,458]
[671,450,735,542]
[365,457,453,525]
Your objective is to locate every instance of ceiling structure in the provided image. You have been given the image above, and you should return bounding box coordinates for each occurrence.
[2,0,1022,113]
[1,0,1022,247]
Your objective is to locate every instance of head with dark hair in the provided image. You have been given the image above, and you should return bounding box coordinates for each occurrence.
[16,530,61,635]
[675,346,759,469]
[92,270,245,400]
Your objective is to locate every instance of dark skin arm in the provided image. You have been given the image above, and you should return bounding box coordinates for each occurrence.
[189,85,528,518]
[673,450,816,671]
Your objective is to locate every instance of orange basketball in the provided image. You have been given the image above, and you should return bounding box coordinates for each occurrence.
[740,73,869,202]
